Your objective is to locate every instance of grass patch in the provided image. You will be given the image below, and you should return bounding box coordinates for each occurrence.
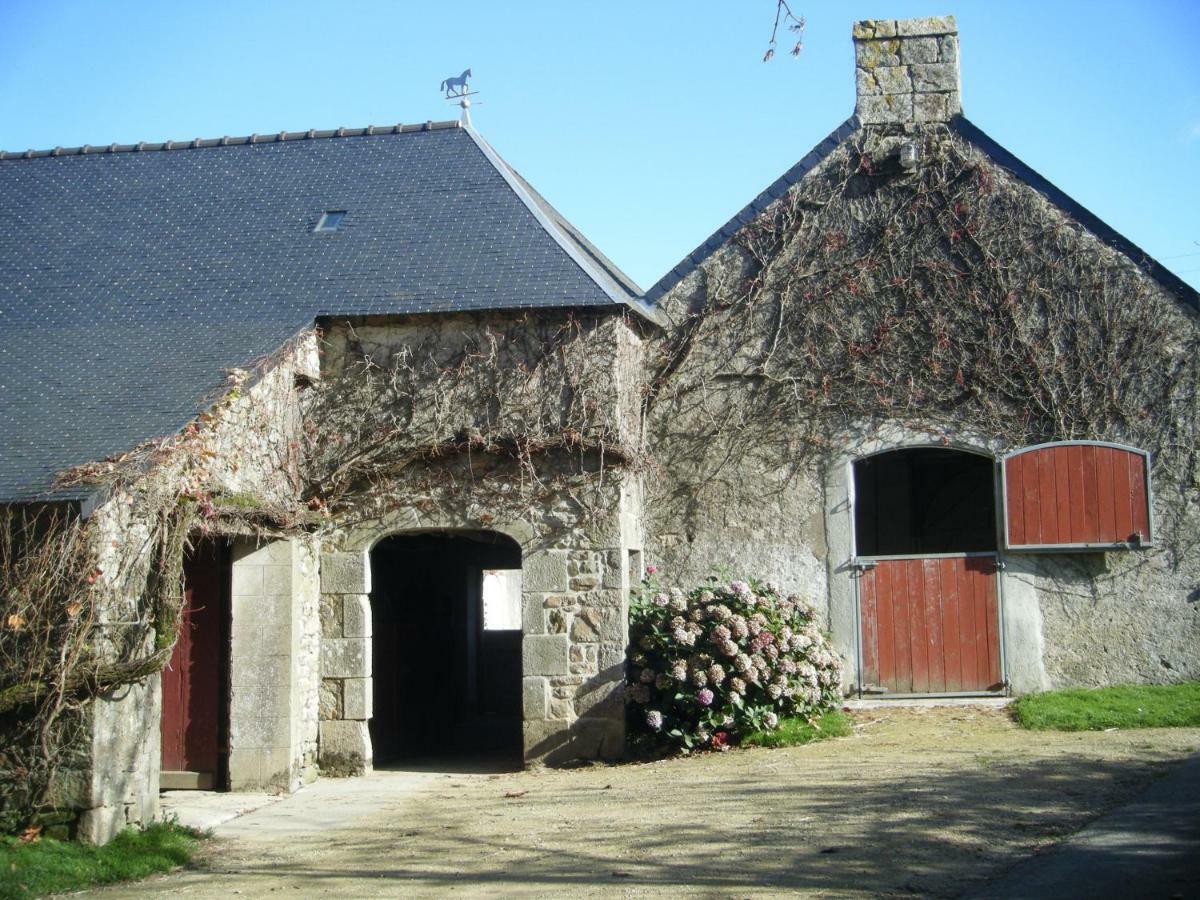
[742,709,853,748]
[0,821,201,899]
[1013,682,1200,732]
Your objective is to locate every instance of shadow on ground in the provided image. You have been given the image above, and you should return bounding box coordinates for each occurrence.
[178,750,1187,897]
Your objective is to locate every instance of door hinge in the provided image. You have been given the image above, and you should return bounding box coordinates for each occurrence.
[851,559,877,572]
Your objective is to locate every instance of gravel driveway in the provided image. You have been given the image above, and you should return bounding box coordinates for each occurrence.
[96,706,1200,898]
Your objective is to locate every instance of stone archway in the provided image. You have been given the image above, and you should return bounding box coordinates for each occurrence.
[317,491,640,774]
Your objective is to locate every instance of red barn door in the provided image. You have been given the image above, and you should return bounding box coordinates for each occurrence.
[853,449,1003,695]
[858,556,1002,693]
[160,539,229,789]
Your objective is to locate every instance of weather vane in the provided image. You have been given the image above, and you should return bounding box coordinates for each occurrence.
[440,68,479,125]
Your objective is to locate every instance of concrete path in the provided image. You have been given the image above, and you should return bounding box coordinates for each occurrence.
[843,696,1013,710]
[970,752,1200,899]
[177,767,441,839]
[161,790,282,832]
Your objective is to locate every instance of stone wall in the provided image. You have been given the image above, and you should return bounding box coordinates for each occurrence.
[74,679,161,843]
[188,333,320,506]
[309,309,646,768]
[650,189,1199,696]
[315,309,640,459]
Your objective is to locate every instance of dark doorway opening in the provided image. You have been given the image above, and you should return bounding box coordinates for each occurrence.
[369,531,523,768]
[854,448,997,555]
[160,537,231,790]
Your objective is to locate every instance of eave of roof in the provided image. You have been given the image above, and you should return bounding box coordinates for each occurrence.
[463,125,662,325]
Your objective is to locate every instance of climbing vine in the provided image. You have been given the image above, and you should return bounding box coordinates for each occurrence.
[303,311,646,525]
[645,124,1200,567]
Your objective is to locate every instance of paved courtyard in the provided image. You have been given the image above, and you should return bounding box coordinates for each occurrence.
[95,706,1200,897]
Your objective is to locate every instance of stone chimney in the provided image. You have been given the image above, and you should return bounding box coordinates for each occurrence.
[853,16,961,124]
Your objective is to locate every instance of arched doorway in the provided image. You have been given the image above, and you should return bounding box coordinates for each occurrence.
[368,531,523,765]
[853,448,1004,696]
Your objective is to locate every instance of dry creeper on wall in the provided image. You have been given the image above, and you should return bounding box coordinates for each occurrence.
[645,123,1200,573]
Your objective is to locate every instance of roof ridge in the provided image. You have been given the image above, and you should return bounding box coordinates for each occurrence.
[0,120,463,161]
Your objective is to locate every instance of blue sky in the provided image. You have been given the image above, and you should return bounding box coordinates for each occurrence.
[2,1,1197,292]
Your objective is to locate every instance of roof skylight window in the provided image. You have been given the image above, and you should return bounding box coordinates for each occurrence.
[314,210,346,232]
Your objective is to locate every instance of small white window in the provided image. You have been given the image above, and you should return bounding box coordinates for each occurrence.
[482,569,522,631]
[314,210,346,232]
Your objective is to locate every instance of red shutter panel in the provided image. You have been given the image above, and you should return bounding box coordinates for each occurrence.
[1002,442,1152,550]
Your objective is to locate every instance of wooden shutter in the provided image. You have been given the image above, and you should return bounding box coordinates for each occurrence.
[1002,442,1151,550]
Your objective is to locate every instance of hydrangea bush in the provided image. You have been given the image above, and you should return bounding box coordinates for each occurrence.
[626,570,843,752]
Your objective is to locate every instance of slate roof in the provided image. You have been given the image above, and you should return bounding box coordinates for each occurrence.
[0,121,648,501]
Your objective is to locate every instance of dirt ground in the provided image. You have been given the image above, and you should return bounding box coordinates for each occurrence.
[97,707,1200,898]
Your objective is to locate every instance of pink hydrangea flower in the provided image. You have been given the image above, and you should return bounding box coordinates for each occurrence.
[645,565,658,575]
[697,688,715,706]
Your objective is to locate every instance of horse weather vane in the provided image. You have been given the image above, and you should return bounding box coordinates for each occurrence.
[440,67,479,126]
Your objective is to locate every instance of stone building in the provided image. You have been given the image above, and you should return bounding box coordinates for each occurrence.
[0,16,1196,843]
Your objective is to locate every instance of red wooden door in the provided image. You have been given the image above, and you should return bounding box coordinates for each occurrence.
[859,555,1002,694]
[161,540,228,782]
